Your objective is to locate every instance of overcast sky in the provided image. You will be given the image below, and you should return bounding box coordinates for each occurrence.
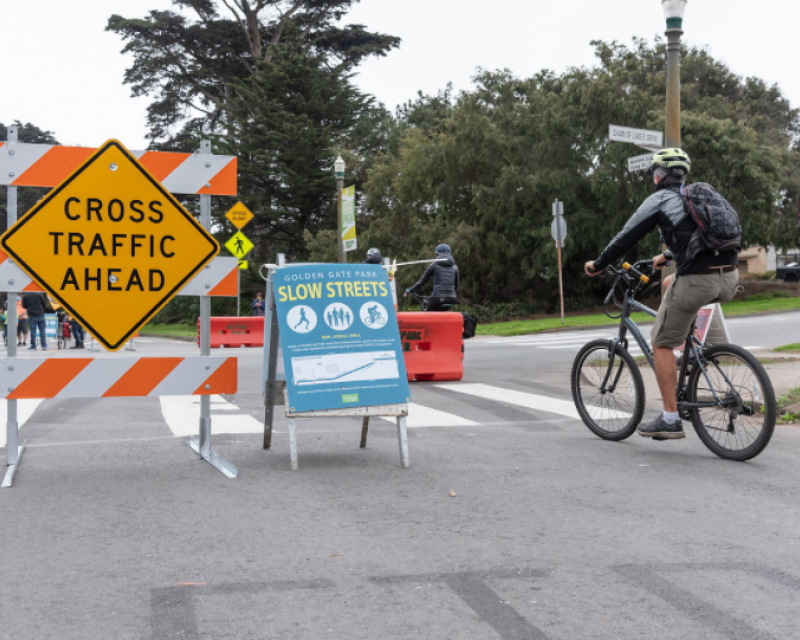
[2,1,797,149]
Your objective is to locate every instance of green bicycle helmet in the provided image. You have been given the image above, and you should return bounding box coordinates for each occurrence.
[649,148,691,174]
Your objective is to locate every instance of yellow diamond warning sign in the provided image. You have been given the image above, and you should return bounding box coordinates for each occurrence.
[224,201,254,230]
[224,231,254,258]
[0,140,219,351]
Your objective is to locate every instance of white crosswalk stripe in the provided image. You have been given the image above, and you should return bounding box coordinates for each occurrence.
[159,395,264,437]
[379,404,479,428]
[434,382,629,420]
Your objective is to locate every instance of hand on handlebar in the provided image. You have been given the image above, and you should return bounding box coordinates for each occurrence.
[584,260,601,277]
[652,253,669,270]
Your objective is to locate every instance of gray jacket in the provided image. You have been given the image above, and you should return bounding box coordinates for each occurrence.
[594,187,738,275]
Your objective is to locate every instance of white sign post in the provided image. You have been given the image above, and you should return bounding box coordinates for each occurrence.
[551,200,567,325]
[608,125,663,151]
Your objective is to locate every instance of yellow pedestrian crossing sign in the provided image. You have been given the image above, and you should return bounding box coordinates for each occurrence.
[225,231,254,258]
[224,201,254,230]
[237,259,249,270]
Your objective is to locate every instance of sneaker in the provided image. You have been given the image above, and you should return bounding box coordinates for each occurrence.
[70,344,81,349]
[637,415,685,440]
[27,345,37,350]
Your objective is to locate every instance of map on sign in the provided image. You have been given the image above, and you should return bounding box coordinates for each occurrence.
[224,201,254,230]
[0,140,219,351]
[225,231,254,258]
[291,351,400,386]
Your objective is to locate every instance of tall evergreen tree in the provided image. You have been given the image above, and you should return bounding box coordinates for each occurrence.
[108,1,399,263]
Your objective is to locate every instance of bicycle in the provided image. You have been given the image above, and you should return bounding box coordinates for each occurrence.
[365,314,386,326]
[409,292,455,312]
[570,259,776,461]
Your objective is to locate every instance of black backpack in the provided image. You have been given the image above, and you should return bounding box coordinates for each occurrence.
[461,312,478,339]
[682,182,742,260]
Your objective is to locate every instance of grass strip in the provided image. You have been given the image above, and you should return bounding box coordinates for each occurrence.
[773,343,800,353]
[478,295,800,337]
[141,323,197,339]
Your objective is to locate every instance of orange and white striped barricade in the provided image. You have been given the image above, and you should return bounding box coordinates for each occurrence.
[0,143,237,195]
[1,132,239,487]
[0,253,238,298]
[0,356,236,400]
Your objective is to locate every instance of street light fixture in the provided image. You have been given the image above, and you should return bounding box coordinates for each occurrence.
[662,0,687,148]
[334,155,346,263]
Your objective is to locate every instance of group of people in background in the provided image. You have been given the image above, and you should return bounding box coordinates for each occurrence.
[1,293,85,350]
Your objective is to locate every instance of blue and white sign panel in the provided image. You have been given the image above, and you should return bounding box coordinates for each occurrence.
[275,264,410,413]
[45,313,58,339]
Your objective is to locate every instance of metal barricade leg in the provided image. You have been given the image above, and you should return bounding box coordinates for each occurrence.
[288,418,298,471]
[360,417,369,448]
[183,139,238,479]
[397,416,409,468]
[2,124,25,488]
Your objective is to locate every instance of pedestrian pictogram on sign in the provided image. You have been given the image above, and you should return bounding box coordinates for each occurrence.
[224,201,254,230]
[0,140,219,351]
[224,231,254,258]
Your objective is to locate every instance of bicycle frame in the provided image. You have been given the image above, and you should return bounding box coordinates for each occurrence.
[599,266,741,417]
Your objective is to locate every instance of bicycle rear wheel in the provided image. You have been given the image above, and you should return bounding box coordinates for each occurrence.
[686,344,776,461]
[571,339,645,440]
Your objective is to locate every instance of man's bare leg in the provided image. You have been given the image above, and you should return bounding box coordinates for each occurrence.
[653,345,678,413]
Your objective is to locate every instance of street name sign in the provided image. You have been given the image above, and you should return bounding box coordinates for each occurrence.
[224,201,254,230]
[0,140,219,351]
[224,231,254,258]
[274,264,409,413]
[608,125,663,150]
[627,152,654,172]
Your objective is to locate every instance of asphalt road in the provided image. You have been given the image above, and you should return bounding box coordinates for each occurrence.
[1,311,799,639]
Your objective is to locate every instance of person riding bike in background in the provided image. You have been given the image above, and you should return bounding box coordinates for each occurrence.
[363,247,382,265]
[584,148,739,440]
[405,244,459,311]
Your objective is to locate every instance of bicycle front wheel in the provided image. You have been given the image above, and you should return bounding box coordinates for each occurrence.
[687,344,776,461]
[571,339,645,440]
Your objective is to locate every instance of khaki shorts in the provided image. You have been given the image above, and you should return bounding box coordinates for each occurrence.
[651,270,738,348]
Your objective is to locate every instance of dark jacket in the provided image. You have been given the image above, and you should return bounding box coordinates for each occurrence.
[593,185,738,276]
[408,255,459,298]
[21,292,47,317]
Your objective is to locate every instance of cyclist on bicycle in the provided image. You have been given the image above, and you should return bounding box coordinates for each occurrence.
[584,148,738,440]
[404,244,459,311]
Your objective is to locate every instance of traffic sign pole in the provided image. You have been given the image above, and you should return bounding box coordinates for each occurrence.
[552,200,566,326]
[184,140,237,478]
[3,125,23,488]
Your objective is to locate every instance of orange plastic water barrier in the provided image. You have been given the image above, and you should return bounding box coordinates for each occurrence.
[200,317,264,348]
[397,312,464,382]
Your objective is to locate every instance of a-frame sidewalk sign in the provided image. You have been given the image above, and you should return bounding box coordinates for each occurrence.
[259,257,411,471]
